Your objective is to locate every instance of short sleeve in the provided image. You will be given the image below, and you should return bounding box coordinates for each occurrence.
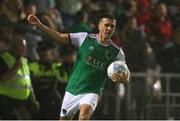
[69,32,88,47]
[116,48,125,62]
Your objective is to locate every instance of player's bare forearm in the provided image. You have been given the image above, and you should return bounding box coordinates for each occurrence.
[27,14,70,44]
[37,22,69,44]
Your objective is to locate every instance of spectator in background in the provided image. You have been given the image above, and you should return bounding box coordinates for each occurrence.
[57,44,77,97]
[122,16,155,119]
[122,16,153,72]
[0,22,14,54]
[29,41,62,119]
[115,0,137,33]
[32,0,52,16]
[70,10,92,33]
[113,0,126,29]
[0,21,9,54]
[136,0,154,31]
[158,27,180,73]
[157,27,180,119]
[15,1,43,61]
[41,7,64,31]
[168,0,180,30]
[0,34,39,120]
[56,0,83,29]
[146,2,173,63]
[158,27,180,87]
[0,0,24,25]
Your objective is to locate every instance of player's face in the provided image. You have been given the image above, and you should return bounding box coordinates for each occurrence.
[98,18,116,40]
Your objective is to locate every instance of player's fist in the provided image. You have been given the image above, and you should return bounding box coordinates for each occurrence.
[27,14,41,25]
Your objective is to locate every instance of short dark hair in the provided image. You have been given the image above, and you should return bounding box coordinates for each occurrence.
[99,14,115,22]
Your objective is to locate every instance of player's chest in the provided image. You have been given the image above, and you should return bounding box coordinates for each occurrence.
[79,39,118,61]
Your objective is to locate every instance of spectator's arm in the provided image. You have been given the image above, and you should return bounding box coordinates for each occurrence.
[0,58,22,82]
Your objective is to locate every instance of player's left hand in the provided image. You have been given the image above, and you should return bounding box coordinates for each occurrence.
[27,14,41,26]
[112,71,129,83]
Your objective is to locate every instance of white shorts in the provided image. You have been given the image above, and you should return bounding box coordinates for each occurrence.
[60,91,99,117]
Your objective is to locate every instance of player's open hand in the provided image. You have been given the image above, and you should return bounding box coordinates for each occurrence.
[27,14,41,26]
[112,71,130,83]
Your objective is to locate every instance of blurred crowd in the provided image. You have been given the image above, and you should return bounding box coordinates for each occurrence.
[0,0,179,120]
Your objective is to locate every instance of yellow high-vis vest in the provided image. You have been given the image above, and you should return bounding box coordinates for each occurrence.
[29,61,69,82]
[0,52,31,100]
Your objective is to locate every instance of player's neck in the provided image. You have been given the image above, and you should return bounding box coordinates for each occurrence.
[97,34,110,45]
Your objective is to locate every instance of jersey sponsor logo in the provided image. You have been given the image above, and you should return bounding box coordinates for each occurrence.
[87,56,105,70]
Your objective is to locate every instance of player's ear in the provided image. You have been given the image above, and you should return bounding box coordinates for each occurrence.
[98,23,101,31]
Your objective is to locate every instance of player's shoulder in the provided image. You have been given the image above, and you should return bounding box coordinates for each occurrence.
[110,40,121,50]
[87,33,97,38]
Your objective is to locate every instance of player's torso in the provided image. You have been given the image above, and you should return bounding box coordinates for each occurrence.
[66,34,119,95]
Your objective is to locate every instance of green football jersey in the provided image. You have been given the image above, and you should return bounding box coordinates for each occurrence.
[66,33,125,95]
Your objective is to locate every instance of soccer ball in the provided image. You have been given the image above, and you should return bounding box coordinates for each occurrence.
[107,60,129,83]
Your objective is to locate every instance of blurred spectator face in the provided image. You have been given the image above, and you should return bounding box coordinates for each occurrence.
[40,50,55,61]
[8,0,23,10]
[14,0,23,9]
[25,4,37,15]
[130,0,137,14]
[124,0,137,15]
[51,49,60,61]
[12,36,27,57]
[46,8,56,21]
[98,18,116,40]
[156,3,168,17]
[63,53,77,64]
[124,17,138,33]
[128,17,138,29]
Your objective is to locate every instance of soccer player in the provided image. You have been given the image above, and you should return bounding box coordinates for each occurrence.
[27,14,130,120]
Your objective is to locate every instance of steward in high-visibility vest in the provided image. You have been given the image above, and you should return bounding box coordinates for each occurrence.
[0,52,31,100]
[29,61,69,82]
[0,35,39,120]
[28,41,65,119]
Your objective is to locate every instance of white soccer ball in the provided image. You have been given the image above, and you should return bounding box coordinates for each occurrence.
[107,60,129,83]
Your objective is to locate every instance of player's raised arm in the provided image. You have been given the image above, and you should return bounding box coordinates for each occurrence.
[27,14,69,44]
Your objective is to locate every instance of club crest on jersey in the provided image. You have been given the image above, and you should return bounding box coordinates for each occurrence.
[106,51,112,59]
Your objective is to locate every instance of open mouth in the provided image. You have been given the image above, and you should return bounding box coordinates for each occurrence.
[105,32,112,36]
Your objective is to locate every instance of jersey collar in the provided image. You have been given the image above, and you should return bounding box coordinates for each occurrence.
[96,34,112,46]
